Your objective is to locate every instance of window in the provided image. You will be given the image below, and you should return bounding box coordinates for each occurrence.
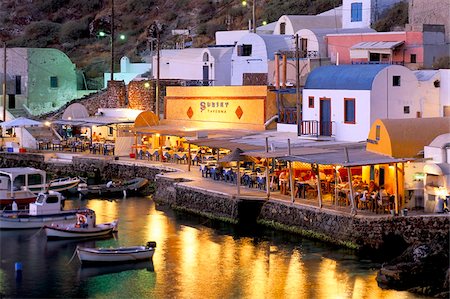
[237,44,252,56]
[344,98,355,123]
[308,96,314,108]
[50,76,58,88]
[404,106,410,114]
[351,2,362,22]
[410,54,417,63]
[280,22,286,35]
[15,76,21,94]
[108,127,114,136]
[375,125,381,140]
[300,38,308,58]
[393,75,401,86]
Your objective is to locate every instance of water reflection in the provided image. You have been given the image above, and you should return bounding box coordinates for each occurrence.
[0,197,424,298]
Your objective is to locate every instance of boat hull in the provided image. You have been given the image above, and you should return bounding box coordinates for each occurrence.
[77,246,155,264]
[0,213,78,229]
[45,222,117,239]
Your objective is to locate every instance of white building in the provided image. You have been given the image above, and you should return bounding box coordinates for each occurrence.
[302,64,420,142]
[152,47,233,86]
[342,0,405,29]
[273,15,342,35]
[414,69,450,117]
[230,33,294,86]
[104,56,151,88]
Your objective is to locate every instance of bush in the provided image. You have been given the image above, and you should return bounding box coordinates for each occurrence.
[125,0,155,14]
[433,56,450,69]
[35,0,66,13]
[373,1,408,32]
[206,23,227,38]
[60,18,91,43]
[14,21,62,47]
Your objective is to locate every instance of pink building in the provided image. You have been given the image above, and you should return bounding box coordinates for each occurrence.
[326,29,447,69]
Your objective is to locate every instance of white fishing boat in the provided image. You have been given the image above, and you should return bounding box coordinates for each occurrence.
[45,211,118,239]
[76,241,156,264]
[28,177,81,194]
[0,191,91,229]
[0,167,47,209]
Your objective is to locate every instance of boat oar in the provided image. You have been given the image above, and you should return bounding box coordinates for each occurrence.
[67,247,79,265]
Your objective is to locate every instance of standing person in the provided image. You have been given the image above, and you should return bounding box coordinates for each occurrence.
[279,170,288,195]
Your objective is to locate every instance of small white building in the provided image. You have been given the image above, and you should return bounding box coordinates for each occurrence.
[230,33,294,86]
[273,15,342,35]
[152,47,233,86]
[302,64,420,142]
[342,0,405,29]
[104,56,151,88]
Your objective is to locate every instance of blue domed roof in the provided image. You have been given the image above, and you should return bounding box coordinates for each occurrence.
[305,64,389,90]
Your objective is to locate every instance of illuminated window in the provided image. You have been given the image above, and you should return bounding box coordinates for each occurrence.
[50,76,58,88]
[376,125,380,140]
[351,3,362,22]
[308,96,314,108]
[344,98,355,123]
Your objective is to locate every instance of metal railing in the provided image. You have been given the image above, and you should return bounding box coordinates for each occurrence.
[278,107,297,124]
[183,80,214,86]
[299,120,335,137]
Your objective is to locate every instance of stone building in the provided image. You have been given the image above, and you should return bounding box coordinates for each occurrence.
[407,0,450,43]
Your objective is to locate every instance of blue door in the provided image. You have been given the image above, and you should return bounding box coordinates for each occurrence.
[320,98,331,136]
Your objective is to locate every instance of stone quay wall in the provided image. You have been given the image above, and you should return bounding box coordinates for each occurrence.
[259,201,449,250]
[154,175,239,223]
[154,174,449,251]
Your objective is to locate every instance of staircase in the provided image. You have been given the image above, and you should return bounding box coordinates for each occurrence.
[8,108,28,118]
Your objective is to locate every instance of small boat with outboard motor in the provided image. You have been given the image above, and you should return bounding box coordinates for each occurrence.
[76,241,156,264]
[0,191,91,229]
[44,210,118,239]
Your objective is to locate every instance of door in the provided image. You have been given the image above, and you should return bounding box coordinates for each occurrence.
[8,94,15,109]
[202,65,209,86]
[319,98,331,136]
[300,38,308,58]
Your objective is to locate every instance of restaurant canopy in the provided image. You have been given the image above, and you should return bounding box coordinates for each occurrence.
[279,146,412,167]
[1,117,42,129]
[52,117,135,127]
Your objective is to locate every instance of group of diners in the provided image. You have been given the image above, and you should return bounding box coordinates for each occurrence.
[39,136,115,155]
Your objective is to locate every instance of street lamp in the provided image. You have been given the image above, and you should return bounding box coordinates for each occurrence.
[242,0,256,33]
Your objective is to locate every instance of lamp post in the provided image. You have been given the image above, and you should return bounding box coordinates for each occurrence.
[2,41,6,122]
[242,0,256,33]
[110,0,114,81]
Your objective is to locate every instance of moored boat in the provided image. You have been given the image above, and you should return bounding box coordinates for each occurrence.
[45,211,118,239]
[77,177,148,198]
[0,167,47,209]
[76,241,156,264]
[0,191,91,229]
[28,177,81,194]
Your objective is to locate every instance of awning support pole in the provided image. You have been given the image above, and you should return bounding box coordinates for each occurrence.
[316,164,322,208]
[344,147,356,215]
[265,137,270,200]
[188,143,191,172]
[288,139,295,203]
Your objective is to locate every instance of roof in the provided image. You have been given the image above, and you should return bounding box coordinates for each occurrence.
[244,147,332,158]
[257,34,294,59]
[350,41,404,50]
[53,116,135,127]
[279,147,411,167]
[0,167,46,179]
[368,118,450,158]
[428,133,450,148]
[282,15,342,32]
[414,70,439,82]
[304,64,389,90]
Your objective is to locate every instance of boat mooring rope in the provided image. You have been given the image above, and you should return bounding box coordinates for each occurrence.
[67,247,79,265]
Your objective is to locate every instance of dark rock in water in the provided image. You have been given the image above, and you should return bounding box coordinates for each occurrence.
[376,242,449,298]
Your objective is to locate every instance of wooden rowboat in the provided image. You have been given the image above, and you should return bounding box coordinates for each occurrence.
[77,241,156,264]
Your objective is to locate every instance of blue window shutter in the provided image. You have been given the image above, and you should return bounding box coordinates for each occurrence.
[351,3,362,22]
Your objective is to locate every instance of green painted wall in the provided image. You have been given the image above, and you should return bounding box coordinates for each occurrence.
[27,48,77,115]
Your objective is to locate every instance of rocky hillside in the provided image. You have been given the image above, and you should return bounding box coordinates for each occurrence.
[0,0,410,87]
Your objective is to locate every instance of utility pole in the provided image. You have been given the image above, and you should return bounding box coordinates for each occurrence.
[156,23,160,119]
[295,34,301,136]
[110,0,115,82]
[252,0,256,33]
[2,41,6,122]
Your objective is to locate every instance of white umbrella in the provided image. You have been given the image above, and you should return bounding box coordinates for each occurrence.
[1,117,42,129]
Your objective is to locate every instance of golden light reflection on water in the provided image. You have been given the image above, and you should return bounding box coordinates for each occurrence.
[283,250,307,299]
[85,200,119,223]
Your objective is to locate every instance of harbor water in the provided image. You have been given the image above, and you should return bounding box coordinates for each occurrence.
[0,196,424,298]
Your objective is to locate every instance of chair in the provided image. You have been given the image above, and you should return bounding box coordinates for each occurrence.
[377,196,392,214]
[145,150,152,160]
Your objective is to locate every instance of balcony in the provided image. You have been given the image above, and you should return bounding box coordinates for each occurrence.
[299,120,335,137]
